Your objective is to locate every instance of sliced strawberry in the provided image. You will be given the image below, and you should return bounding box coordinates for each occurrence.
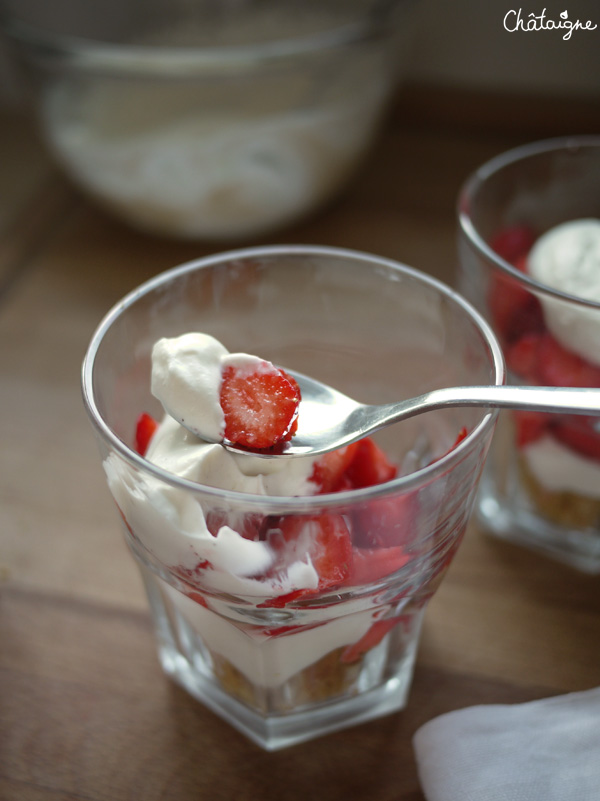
[135,412,159,455]
[513,409,550,448]
[220,361,301,450]
[488,272,543,344]
[505,332,544,381]
[345,437,398,489]
[260,514,353,607]
[352,493,416,549]
[537,335,600,388]
[310,442,360,493]
[348,545,410,585]
[341,618,399,664]
[486,236,544,343]
[551,417,600,462]
[278,514,353,590]
[434,427,469,462]
[489,224,536,264]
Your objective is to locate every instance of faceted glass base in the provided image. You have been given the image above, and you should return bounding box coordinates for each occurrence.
[477,467,600,575]
[141,564,423,750]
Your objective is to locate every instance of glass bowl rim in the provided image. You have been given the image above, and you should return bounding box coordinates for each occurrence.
[81,243,504,510]
[457,134,600,312]
[1,1,413,76]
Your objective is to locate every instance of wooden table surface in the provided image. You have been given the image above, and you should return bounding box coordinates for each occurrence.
[2,87,600,801]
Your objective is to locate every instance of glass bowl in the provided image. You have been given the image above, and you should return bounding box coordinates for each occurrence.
[2,0,418,240]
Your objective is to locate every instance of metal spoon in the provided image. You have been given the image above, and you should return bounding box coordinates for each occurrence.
[216,369,600,459]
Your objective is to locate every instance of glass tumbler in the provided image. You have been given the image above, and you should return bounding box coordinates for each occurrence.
[82,245,503,749]
[458,136,600,572]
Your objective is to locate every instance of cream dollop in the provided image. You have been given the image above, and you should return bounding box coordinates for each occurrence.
[151,333,227,441]
[528,219,600,366]
[522,434,600,500]
[151,333,269,441]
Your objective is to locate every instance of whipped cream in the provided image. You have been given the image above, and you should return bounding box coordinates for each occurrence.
[42,65,384,239]
[522,435,600,500]
[163,583,378,688]
[528,219,600,366]
[107,332,321,594]
[151,333,227,441]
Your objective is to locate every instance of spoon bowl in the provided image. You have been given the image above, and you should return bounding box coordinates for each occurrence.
[219,370,600,458]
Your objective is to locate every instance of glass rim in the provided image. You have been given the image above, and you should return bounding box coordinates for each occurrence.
[457,134,600,312]
[1,1,410,76]
[81,243,505,510]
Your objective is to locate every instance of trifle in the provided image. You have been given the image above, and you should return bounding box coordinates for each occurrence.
[458,137,600,571]
[82,245,503,749]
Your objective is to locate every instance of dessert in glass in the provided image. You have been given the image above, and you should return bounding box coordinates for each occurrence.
[458,136,600,572]
[82,245,503,749]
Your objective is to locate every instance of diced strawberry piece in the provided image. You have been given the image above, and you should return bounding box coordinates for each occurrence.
[260,514,353,607]
[352,493,416,549]
[345,437,398,489]
[434,427,469,462]
[278,514,353,590]
[259,588,306,609]
[488,273,543,343]
[134,412,159,455]
[486,235,544,343]
[348,545,410,585]
[537,335,600,388]
[220,361,301,450]
[489,224,536,265]
[173,562,212,607]
[551,417,600,462]
[513,409,550,447]
[184,589,209,607]
[310,442,360,493]
[505,332,544,381]
[341,618,399,664]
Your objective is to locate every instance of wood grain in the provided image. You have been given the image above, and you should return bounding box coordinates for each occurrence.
[1,88,600,801]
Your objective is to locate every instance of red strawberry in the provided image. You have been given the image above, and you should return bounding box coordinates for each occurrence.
[352,493,416,549]
[537,335,600,388]
[551,417,600,462]
[135,412,159,455]
[348,545,410,585]
[260,514,353,607]
[486,233,544,343]
[489,224,536,264]
[220,362,301,450]
[513,410,550,448]
[434,427,469,462]
[310,442,360,493]
[341,618,399,664]
[345,437,398,489]
[488,273,543,344]
[505,332,544,381]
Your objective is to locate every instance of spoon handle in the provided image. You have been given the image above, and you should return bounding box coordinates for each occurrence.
[376,385,600,428]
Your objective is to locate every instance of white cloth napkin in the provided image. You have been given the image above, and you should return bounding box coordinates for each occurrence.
[413,687,600,801]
